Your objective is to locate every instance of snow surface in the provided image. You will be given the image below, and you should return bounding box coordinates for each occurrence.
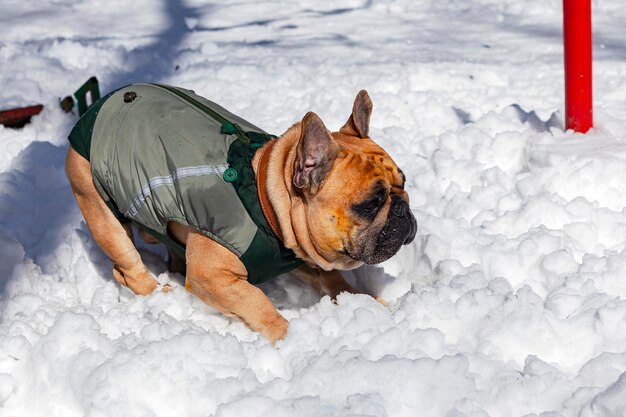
[1,0,626,416]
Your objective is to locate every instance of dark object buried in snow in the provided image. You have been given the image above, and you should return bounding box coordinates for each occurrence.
[0,104,44,128]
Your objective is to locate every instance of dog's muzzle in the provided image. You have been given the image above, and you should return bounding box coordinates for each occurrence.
[354,195,418,265]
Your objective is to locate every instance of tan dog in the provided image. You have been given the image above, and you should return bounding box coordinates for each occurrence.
[65,87,416,343]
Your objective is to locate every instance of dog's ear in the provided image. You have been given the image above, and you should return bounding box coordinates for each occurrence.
[294,112,340,194]
[340,90,373,138]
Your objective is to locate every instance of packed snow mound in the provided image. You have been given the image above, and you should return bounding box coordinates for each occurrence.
[1,1,626,416]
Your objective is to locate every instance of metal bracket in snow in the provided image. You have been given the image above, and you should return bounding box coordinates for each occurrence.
[60,76,101,116]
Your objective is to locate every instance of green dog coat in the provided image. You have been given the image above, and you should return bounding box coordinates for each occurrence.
[68,83,302,284]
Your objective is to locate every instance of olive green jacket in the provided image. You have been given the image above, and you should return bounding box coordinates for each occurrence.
[68,83,302,284]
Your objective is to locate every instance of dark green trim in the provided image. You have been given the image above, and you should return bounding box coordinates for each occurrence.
[227,135,304,285]
[67,89,117,160]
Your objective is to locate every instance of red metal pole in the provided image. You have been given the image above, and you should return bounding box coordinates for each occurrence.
[563,0,593,133]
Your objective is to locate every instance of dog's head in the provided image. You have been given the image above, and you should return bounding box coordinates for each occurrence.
[292,90,417,269]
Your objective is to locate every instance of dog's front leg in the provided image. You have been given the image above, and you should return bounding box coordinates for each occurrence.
[184,230,288,343]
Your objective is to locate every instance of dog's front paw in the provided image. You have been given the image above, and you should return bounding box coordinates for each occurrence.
[263,316,288,345]
[113,266,158,295]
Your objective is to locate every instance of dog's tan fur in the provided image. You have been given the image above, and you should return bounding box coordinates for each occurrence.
[66,91,408,343]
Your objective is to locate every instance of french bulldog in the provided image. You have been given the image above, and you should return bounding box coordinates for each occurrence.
[65,84,417,343]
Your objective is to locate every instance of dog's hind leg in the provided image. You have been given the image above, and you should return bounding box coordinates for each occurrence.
[291,265,358,300]
[65,147,158,295]
[291,265,387,305]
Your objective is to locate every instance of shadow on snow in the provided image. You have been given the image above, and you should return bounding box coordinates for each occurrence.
[0,0,199,298]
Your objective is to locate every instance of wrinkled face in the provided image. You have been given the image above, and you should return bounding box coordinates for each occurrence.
[304,133,417,266]
[292,90,417,269]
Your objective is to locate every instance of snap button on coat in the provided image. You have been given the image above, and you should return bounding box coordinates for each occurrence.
[223,168,238,182]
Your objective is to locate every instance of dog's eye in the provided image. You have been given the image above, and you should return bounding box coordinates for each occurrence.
[353,195,385,219]
[352,181,389,220]
[361,199,381,213]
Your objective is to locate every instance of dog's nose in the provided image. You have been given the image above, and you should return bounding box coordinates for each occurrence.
[404,218,417,244]
[390,195,417,245]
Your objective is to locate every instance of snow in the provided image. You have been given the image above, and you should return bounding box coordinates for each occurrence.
[1,0,626,416]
